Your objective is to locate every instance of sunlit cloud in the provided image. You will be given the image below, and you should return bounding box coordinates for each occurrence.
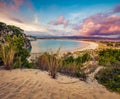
[0,0,120,38]
[49,16,69,27]
[0,0,49,35]
[73,4,120,37]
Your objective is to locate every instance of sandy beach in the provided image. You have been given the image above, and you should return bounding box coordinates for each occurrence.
[68,41,99,53]
[31,40,99,53]
[0,69,119,99]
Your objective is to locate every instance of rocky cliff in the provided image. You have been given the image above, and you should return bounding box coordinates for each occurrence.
[0,22,31,50]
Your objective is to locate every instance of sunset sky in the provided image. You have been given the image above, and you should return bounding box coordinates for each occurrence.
[0,0,120,38]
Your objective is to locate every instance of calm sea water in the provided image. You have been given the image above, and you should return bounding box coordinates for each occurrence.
[31,39,86,53]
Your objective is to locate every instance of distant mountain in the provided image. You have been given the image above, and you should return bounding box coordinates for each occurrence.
[26,35,120,41]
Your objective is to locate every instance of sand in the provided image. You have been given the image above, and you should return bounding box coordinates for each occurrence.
[78,41,98,51]
[0,69,119,99]
[68,41,99,53]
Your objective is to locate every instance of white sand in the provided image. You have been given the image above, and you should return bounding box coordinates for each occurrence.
[78,41,98,51]
[68,41,98,53]
[0,69,119,99]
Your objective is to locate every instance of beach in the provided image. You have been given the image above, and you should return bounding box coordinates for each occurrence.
[0,69,119,99]
[31,40,99,53]
[69,41,99,53]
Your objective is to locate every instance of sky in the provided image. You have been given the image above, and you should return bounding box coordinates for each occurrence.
[0,0,120,38]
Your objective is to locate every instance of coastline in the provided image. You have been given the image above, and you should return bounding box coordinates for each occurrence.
[64,40,99,53]
[30,39,99,54]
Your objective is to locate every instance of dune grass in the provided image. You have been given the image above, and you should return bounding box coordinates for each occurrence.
[36,49,91,79]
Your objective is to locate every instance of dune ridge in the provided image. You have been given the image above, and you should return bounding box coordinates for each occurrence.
[0,69,119,99]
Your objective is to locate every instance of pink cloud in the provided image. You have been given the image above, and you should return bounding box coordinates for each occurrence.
[76,15,120,36]
[74,4,120,36]
[63,20,69,27]
[0,0,35,24]
[10,0,24,11]
[113,4,120,13]
[0,0,24,12]
[54,16,64,25]
[49,16,69,27]
[0,0,34,12]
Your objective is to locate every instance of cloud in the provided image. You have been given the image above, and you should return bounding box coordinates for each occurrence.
[10,0,24,11]
[34,14,39,24]
[0,0,34,12]
[74,4,120,36]
[0,0,49,35]
[0,0,23,12]
[76,15,120,36]
[9,17,24,23]
[49,16,69,27]
[113,4,120,13]
[0,15,48,33]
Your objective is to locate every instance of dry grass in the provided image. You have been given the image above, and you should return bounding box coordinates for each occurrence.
[1,43,16,69]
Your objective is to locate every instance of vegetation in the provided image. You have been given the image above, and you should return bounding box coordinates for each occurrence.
[95,66,120,93]
[0,43,15,69]
[100,41,120,47]
[0,22,31,69]
[36,49,62,78]
[99,49,120,66]
[0,34,31,69]
[0,22,120,94]
[95,49,120,93]
[36,51,91,79]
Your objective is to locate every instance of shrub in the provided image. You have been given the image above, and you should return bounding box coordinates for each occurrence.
[95,67,120,93]
[0,34,31,69]
[0,43,16,69]
[99,49,120,66]
[36,52,49,70]
[36,49,62,79]
[36,52,90,79]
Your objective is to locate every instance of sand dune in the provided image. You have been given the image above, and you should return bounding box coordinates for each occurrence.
[0,69,119,99]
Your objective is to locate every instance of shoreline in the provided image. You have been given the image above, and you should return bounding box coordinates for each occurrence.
[30,39,99,54]
[63,40,99,53]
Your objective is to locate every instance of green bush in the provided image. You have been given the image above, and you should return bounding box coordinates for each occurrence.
[0,34,30,69]
[99,49,120,66]
[95,67,120,93]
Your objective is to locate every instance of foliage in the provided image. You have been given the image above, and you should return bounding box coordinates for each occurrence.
[47,51,62,79]
[0,43,16,69]
[7,25,24,36]
[95,66,120,93]
[0,34,31,69]
[99,49,120,66]
[36,49,62,79]
[36,52,49,70]
[36,52,90,79]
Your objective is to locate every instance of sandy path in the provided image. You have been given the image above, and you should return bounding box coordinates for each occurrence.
[0,69,119,99]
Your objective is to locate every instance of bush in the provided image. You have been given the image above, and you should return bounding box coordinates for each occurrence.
[99,49,120,66]
[95,67,120,93]
[36,52,90,79]
[0,43,16,69]
[0,34,31,69]
[36,52,49,70]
